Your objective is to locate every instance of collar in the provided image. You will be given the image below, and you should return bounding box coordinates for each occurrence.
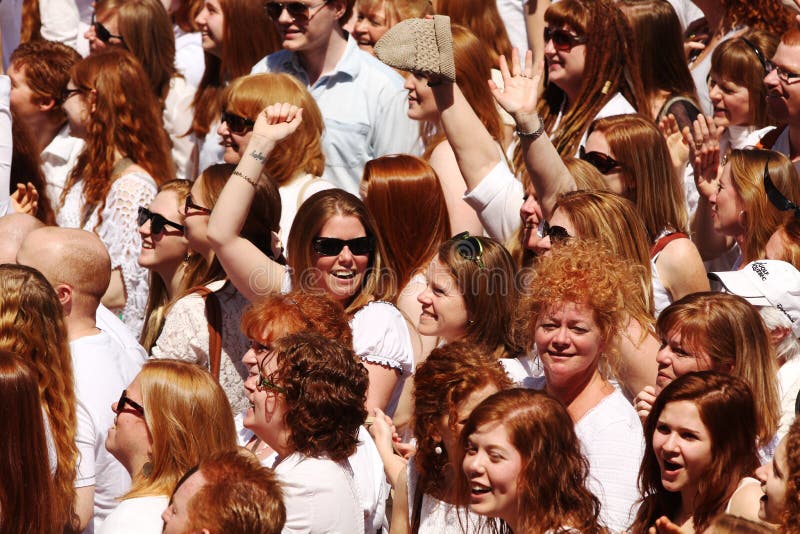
[277,34,362,86]
[41,123,83,163]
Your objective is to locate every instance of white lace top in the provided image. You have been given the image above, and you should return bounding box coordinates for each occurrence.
[150,280,251,414]
[56,171,157,337]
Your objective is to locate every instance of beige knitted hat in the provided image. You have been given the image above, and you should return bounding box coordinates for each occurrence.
[374,15,456,83]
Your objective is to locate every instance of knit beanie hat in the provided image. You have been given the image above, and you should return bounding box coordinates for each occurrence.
[374,15,456,83]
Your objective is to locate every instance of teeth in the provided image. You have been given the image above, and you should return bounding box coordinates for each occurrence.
[471,486,491,494]
[332,271,355,279]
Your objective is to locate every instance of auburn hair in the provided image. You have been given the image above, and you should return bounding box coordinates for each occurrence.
[0,264,78,531]
[189,0,279,138]
[223,73,325,181]
[356,0,432,26]
[61,48,174,228]
[457,389,606,534]
[656,292,780,446]
[721,0,793,37]
[538,0,646,157]
[771,219,800,270]
[435,0,513,67]
[362,154,451,293]
[10,112,56,224]
[781,417,800,533]
[633,371,760,533]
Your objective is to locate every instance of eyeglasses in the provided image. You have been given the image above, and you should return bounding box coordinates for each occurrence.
[264,0,329,22]
[184,194,211,215]
[541,221,571,243]
[766,60,800,85]
[764,160,800,218]
[312,236,375,256]
[740,37,768,72]
[115,390,145,416]
[450,231,485,269]
[137,206,185,234]
[60,87,81,103]
[92,13,125,45]
[544,26,587,52]
[220,111,255,135]
[579,146,622,174]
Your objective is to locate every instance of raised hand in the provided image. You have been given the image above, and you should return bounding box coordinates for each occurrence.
[10,182,39,216]
[649,516,687,534]
[489,48,541,128]
[634,385,657,424]
[684,114,721,199]
[659,114,690,174]
[368,407,400,456]
[251,102,305,145]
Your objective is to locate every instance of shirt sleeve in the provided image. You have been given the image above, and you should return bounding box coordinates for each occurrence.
[370,85,421,158]
[74,400,96,488]
[0,76,11,216]
[38,0,80,48]
[351,302,414,376]
[462,160,523,244]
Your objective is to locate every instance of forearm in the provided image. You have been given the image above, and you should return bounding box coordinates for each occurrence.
[432,83,503,192]
[525,0,550,72]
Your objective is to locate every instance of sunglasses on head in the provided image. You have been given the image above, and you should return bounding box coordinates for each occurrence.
[184,193,212,215]
[541,221,571,243]
[764,160,800,218]
[220,111,255,135]
[92,13,125,45]
[450,231,485,269]
[312,236,375,256]
[115,390,145,416]
[264,0,329,22]
[137,206,185,234]
[579,146,622,175]
[544,26,587,52]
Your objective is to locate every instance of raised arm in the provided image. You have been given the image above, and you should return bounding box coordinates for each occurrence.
[492,51,574,219]
[206,104,302,301]
[0,75,11,216]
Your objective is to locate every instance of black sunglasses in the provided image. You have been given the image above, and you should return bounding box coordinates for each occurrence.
[184,194,212,215]
[450,231,485,269]
[92,13,125,45]
[220,111,255,135]
[541,221,571,243]
[579,146,622,175]
[137,206,185,234]
[264,0,328,21]
[60,87,81,103]
[764,160,800,218]
[115,390,145,416]
[544,26,587,52]
[312,236,375,256]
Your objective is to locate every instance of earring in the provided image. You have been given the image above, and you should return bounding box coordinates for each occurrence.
[434,444,443,455]
[183,252,192,263]
[141,461,153,477]
[467,319,475,326]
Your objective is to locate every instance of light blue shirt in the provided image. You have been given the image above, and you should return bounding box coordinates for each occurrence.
[252,36,421,194]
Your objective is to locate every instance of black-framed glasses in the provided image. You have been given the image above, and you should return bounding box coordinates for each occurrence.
[60,87,81,103]
[544,26,587,52]
[541,221,571,243]
[220,111,255,135]
[450,231,485,269]
[766,60,800,85]
[184,194,211,215]
[92,13,125,45]
[764,160,800,218]
[579,146,622,174]
[137,206,185,234]
[264,0,329,22]
[312,236,375,256]
[115,390,145,416]
[740,37,768,72]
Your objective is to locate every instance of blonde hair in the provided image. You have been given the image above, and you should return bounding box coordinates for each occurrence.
[125,360,238,499]
[224,73,325,181]
[0,264,78,530]
[357,0,432,26]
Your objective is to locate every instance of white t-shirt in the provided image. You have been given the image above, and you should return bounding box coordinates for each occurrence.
[174,26,205,88]
[278,173,337,250]
[163,76,197,182]
[71,331,134,532]
[96,304,148,383]
[41,124,84,211]
[97,495,168,534]
[271,452,364,533]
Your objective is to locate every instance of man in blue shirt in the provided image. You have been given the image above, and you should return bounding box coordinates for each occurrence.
[252,0,420,194]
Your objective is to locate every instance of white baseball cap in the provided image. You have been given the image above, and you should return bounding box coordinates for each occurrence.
[709,260,800,337]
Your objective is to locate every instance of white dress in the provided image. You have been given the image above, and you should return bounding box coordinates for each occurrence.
[150,280,251,414]
[56,171,157,337]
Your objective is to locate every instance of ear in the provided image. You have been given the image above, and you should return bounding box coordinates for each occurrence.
[36,96,57,112]
[770,325,792,346]
[55,283,73,307]
[737,209,747,228]
[330,0,347,20]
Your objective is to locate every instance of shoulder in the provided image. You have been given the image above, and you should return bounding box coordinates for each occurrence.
[581,389,642,432]
[111,169,157,192]
[596,93,636,120]
[259,50,296,74]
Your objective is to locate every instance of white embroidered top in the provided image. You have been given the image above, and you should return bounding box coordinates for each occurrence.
[56,171,157,337]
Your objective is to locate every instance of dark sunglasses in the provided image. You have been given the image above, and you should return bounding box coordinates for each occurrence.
[92,13,125,45]
[137,206,185,234]
[579,146,622,174]
[541,221,571,243]
[544,26,587,52]
[220,111,255,135]
[60,87,81,103]
[450,231,485,269]
[115,390,145,416]
[312,236,375,256]
[184,194,211,215]
[764,160,800,218]
[264,1,328,22]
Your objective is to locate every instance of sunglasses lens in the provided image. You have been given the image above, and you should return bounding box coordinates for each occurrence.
[348,237,374,255]
[314,238,344,256]
[150,216,165,234]
[266,3,282,18]
[287,2,310,18]
[550,226,570,243]
[137,207,148,227]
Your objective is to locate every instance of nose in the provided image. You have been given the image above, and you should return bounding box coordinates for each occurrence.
[662,431,682,453]
[217,119,230,137]
[243,371,259,392]
[337,245,355,265]
[655,345,672,366]
[242,346,258,367]
[520,195,540,220]
[354,17,367,33]
[553,325,570,346]
[708,83,721,102]
[404,75,415,92]
[277,5,294,23]
[463,450,486,475]
[764,67,779,88]
[755,462,771,484]
[544,36,557,56]
[195,8,206,26]
[417,286,432,306]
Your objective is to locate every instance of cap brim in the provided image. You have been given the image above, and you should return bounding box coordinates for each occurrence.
[708,271,772,306]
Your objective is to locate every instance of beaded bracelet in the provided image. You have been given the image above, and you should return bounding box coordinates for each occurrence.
[232,170,259,187]
[516,116,545,141]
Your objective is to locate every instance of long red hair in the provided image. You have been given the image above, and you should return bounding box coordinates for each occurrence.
[61,48,173,227]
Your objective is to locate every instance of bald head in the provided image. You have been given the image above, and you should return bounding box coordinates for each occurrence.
[0,214,45,263]
[17,227,112,306]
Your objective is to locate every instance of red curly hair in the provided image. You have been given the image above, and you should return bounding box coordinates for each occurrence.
[781,417,800,533]
[61,48,173,229]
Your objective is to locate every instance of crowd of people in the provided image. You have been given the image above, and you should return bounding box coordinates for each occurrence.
[4,0,800,532]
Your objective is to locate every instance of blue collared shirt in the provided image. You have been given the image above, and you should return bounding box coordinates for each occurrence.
[252,36,421,194]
